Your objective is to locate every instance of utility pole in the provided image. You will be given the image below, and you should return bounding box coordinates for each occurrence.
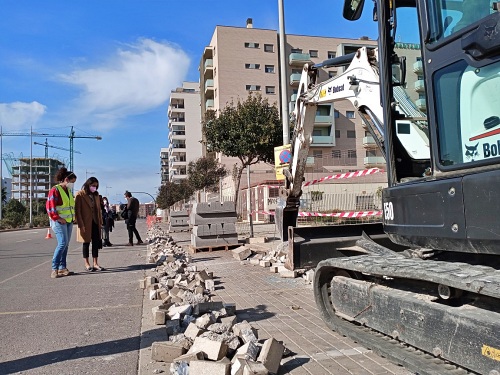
[278,0,290,145]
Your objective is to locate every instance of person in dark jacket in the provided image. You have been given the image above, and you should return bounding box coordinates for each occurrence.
[124,191,143,246]
[101,196,114,247]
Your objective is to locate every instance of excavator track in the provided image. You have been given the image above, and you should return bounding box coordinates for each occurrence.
[314,254,500,375]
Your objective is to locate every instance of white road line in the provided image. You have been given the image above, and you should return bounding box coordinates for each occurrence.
[0,260,51,285]
[15,239,32,243]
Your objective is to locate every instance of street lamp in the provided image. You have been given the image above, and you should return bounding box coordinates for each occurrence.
[105,185,112,196]
[85,169,94,179]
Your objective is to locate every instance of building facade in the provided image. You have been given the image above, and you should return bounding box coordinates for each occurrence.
[160,147,169,184]
[167,82,203,182]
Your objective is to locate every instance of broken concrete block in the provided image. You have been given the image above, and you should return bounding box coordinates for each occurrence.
[188,336,228,361]
[223,303,236,316]
[231,357,247,375]
[304,269,315,283]
[151,341,186,363]
[165,318,181,336]
[232,246,252,261]
[149,290,158,300]
[257,338,285,374]
[152,306,166,325]
[235,341,259,361]
[167,304,192,319]
[139,279,146,289]
[189,359,230,375]
[242,362,269,375]
[146,276,157,287]
[196,269,211,282]
[204,279,215,292]
[259,260,271,267]
[184,322,203,340]
[219,315,237,328]
[195,313,215,329]
[173,350,205,363]
[279,270,298,278]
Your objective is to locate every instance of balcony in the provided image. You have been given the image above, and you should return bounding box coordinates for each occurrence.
[289,73,301,86]
[364,156,386,167]
[289,53,312,66]
[315,115,331,124]
[413,60,423,74]
[171,143,186,149]
[206,99,214,109]
[170,117,185,123]
[290,93,297,102]
[204,79,214,92]
[363,136,377,148]
[414,79,425,93]
[311,136,335,146]
[204,59,213,70]
[416,98,427,111]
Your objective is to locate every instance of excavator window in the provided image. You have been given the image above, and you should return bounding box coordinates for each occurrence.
[428,0,494,42]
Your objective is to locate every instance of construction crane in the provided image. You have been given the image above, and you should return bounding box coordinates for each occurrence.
[0,125,101,170]
[33,138,81,159]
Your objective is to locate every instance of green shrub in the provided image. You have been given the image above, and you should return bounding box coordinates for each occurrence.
[33,214,50,228]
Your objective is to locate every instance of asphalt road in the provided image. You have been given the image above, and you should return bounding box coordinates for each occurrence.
[0,220,151,375]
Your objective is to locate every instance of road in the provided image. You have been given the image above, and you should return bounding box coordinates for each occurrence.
[0,220,150,375]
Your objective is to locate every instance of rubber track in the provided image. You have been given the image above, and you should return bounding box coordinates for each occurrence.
[325,255,500,298]
[313,254,500,375]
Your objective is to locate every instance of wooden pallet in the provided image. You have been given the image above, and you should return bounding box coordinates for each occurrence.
[189,243,240,253]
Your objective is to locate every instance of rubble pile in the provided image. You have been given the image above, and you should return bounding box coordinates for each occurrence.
[143,226,288,375]
[232,243,315,283]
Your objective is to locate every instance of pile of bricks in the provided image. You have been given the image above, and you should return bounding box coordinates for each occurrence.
[143,226,287,375]
[190,201,239,249]
[232,244,315,283]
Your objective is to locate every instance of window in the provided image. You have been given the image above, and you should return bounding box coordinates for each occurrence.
[366,150,377,157]
[332,150,341,158]
[265,65,275,73]
[346,111,355,119]
[328,51,336,59]
[264,44,274,52]
[265,86,275,94]
[335,130,341,138]
[313,130,322,136]
[313,150,323,158]
[334,110,340,118]
[348,150,357,158]
[347,130,356,138]
[246,85,261,91]
[291,48,302,53]
[328,71,337,78]
[244,42,260,49]
[416,57,422,62]
[309,50,318,58]
[245,63,261,69]
[397,123,411,134]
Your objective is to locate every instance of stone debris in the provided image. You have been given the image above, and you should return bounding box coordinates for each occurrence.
[144,225,288,375]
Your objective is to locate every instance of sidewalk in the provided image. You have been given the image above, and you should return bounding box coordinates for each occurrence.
[150,228,412,375]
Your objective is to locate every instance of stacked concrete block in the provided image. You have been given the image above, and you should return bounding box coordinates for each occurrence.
[169,210,190,233]
[144,224,288,374]
[191,201,239,249]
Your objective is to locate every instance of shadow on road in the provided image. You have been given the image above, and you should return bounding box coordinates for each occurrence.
[0,327,165,374]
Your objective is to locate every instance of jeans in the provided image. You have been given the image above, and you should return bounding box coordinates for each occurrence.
[50,220,73,270]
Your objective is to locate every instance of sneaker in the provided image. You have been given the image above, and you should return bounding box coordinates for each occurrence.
[58,268,71,277]
[51,270,59,279]
[136,240,144,245]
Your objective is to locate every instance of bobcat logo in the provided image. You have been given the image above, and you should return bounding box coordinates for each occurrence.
[465,142,479,160]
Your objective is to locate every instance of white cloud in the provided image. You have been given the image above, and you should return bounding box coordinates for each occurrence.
[0,101,47,130]
[61,38,190,124]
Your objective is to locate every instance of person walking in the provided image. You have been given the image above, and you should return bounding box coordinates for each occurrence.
[101,196,114,247]
[46,168,77,279]
[124,191,143,246]
[75,177,104,271]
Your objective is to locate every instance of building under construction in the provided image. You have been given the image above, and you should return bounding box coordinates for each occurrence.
[11,157,65,204]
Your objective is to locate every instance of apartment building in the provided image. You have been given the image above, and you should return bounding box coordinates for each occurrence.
[199,19,424,199]
[167,82,203,181]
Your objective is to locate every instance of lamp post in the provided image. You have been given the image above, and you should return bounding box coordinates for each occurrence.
[85,170,95,179]
[105,185,112,197]
[130,191,157,216]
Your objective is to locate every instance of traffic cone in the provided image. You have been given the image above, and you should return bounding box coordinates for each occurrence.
[45,229,52,239]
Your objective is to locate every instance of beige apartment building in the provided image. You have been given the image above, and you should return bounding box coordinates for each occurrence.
[167,82,203,181]
[199,19,424,203]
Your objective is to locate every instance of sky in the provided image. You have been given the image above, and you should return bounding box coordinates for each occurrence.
[0,0,419,205]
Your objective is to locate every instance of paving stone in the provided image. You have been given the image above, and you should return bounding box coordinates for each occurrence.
[151,341,186,363]
[189,359,231,375]
[184,322,203,340]
[257,338,285,374]
[173,350,205,363]
[188,336,228,361]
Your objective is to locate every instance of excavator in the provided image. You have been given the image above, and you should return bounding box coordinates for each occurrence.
[276,0,500,373]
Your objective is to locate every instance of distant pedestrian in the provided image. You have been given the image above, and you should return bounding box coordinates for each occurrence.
[75,177,104,271]
[124,191,143,246]
[46,168,77,279]
[101,196,114,247]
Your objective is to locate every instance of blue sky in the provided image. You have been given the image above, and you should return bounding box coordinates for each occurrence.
[0,0,418,205]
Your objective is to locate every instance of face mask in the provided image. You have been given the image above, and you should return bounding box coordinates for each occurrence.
[89,186,97,193]
[66,182,74,190]
[103,200,108,204]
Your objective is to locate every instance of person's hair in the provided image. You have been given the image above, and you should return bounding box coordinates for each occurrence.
[55,167,76,183]
[82,177,99,195]
[124,191,132,198]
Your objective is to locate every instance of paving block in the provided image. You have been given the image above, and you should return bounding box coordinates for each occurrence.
[194,301,224,315]
[195,313,215,329]
[232,246,252,261]
[259,260,271,267]
[235,341,259,361]
[167,304,192,319]
[223,303,236,316]
[219,315,237,327]
[242,362,269,375]
[173,350,205,363]
[189,360,230,375]
[165,318,181,336]
[191,234,239,247]
[139,278,146,289]
[279,270,298,278]
[184,322,203,340]
[151,341,186,363]
[196,269,211,282]
[152,306,166,325]
[190,212,237,225]
[257,338,285,374]
[188,336,228,361]
[170,210,189,217]
[204,279,215,292]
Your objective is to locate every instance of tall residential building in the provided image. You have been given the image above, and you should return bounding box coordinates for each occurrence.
[199,19,423,197]
[167,82,203,182]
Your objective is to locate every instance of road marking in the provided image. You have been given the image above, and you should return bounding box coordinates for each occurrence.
[15,239,32,243]
[0,260,51,285]
[0,304,142,315]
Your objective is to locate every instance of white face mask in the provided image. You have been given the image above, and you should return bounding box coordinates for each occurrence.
[103,200,108,204]
[66,182,75,190]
